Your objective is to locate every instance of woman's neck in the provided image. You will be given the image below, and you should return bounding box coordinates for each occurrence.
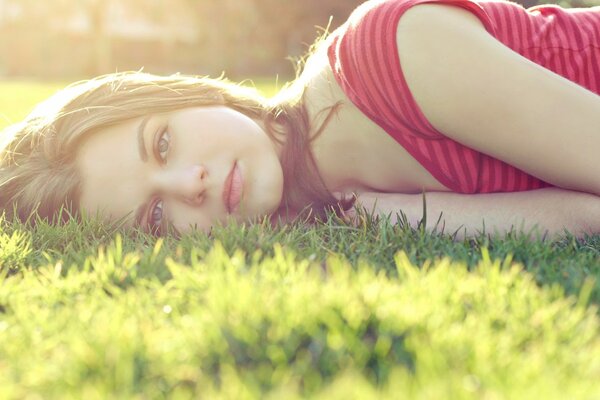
[300,50,451,195]
[300,52,377,193]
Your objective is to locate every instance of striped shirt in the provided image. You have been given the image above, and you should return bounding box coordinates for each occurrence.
[327,0,600,193]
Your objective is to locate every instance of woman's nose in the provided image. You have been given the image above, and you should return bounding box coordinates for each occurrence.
[161,165,208,206]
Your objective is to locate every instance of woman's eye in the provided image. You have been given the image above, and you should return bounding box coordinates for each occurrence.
[156,128,170,162]
[150,200,164,229]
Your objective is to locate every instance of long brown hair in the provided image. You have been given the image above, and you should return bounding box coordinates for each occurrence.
[0,71,350,226]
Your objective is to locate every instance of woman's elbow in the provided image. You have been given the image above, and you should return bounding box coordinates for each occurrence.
[565,191,600,238]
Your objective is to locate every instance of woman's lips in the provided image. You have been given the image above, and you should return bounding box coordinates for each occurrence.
[222,161,243,214]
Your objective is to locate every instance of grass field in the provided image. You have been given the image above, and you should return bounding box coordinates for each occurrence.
[0,80,599,399]
[0,80,66,130]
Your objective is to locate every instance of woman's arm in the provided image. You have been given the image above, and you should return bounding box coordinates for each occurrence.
[396,4,600,195]
[350,188,600,240]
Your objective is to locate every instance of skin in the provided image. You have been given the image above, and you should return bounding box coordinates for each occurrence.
[76,106,284,234]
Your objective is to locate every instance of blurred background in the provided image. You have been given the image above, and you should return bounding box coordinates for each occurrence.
[1,0,598,82]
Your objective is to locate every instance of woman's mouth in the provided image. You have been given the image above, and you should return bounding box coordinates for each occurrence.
[223,161,243,214]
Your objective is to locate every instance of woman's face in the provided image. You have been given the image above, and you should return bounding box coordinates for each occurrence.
[76,106,284,234]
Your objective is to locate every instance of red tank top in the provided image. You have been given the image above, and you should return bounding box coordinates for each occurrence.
[327,0,600,193]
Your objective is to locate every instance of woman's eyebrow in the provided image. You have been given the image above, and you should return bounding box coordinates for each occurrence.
[138,115,151,162]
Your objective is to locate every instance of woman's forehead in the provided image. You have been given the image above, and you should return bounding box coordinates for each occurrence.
[76,116,146,227]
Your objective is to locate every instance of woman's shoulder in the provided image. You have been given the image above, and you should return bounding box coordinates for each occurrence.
[300,40,349,121]
[334,0,495,39]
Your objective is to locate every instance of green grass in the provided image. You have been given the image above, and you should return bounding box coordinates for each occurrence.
[0,81,599,399]
[0,80,66,130]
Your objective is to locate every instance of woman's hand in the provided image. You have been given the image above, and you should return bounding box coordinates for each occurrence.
[334,191,414,226]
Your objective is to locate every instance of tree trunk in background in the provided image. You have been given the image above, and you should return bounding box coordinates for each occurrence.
[88,0,112,76]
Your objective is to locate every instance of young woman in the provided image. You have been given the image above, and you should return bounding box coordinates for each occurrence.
[2,0,600,239]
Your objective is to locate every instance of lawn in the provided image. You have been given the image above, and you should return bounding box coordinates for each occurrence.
[0,80,67,130]
[0,80,599,399]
